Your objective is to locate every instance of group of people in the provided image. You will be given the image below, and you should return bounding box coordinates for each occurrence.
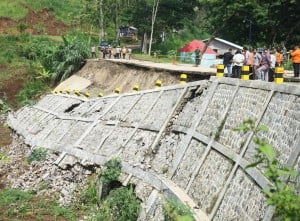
[91,45,132,60]
[222,45,300,81]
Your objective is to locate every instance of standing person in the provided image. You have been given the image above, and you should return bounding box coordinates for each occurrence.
[232,50,244,78]
[243,47,253,78]
[102,46,108,59]
[223,48,233,77]
[253,48,262,79]
[108,46,112,59]
[256,49,271,81]
[269,50,276,82]
[274,47,283,67]
[290,45,300,78]
[127,48,132,60]
[281,43,287,64]
[121,46,127,59]
[116,45,121,59]
[91,46,97,58]
[195,47,200,67]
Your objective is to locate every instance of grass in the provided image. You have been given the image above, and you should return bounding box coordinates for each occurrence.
[163,198,194,221]
[133,53,180,64]
[0,1,28,19]
[0,0,83,24]
[0,188,77,220]
[16,80,50,107]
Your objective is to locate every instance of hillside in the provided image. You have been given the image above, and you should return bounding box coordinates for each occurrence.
[0,8,68,35]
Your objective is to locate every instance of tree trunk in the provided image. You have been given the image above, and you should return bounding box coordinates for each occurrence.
[142,32,148,54]
[199,35,215,65]
[148,0,160,55]
[98,0,104,42]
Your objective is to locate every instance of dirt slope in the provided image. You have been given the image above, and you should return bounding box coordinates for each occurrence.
[76,59,188,95]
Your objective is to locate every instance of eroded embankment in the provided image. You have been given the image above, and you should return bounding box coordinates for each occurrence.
[5,73,300,220]
[75,59,209,95]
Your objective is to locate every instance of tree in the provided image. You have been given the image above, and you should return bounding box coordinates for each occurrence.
[196,0,300,48]
[98,0,104,42]
[148,0,160,55]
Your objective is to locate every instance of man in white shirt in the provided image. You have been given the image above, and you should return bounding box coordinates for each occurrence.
[232,50,245,78]
[269,50,276,82]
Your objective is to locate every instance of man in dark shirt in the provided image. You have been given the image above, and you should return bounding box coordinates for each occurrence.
[195,47,200,66]
[223,48,233,77]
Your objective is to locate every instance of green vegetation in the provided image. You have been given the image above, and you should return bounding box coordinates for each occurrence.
[0,1,28,19]
[0,99,10,114]
[27,147,47,163]
[0,158,140,221]
[0,0,82,24]
[41,34,89,83]
[16,80,49,107]
[0,188,77,220]
[75,158,141,221]
[91,185,140,221]
[236,119,300,220]
[0,151,10,162]
[98,158,122,185]
[77,177,100,209]
[163,198,194,221]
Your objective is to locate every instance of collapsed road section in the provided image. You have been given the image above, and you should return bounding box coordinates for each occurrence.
[7,77,300,220]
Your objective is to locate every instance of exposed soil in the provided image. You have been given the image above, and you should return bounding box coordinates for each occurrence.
[76,59,199,96]
[0,77,25,107]
[0,123,12,148]
[0,6,69,35]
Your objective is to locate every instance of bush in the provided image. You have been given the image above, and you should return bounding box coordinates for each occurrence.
[98,158,122,185]
[41,34,89,83]
[27,147,47,163]
[163,198,194,221]
[92,185,140,221]
[16,80,49,107]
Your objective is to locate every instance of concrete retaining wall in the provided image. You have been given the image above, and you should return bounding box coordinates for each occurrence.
[7,77,300,220]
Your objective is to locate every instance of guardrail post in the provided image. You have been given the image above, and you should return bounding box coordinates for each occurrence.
[241,65,249,80]
[155,79,162,88]
[132,84,139,92]
[274,67,284,84]
[180,74,187,84]
[216,64,224,78]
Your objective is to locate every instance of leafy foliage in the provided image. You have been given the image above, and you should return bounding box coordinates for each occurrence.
[77,177,100,209]
[0,99,11,114]
[196,0,300,47]
[27,147,47,163]
[16,80,49,107]
[92,185,140,221]
[41,34,89,83]
[98,158,122,185]
[236,119,300,220]
[163,198,194,221]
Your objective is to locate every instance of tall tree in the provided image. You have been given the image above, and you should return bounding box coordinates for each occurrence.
[98,0,104,42]
[148,0,160,55]
[196,0,300,47]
